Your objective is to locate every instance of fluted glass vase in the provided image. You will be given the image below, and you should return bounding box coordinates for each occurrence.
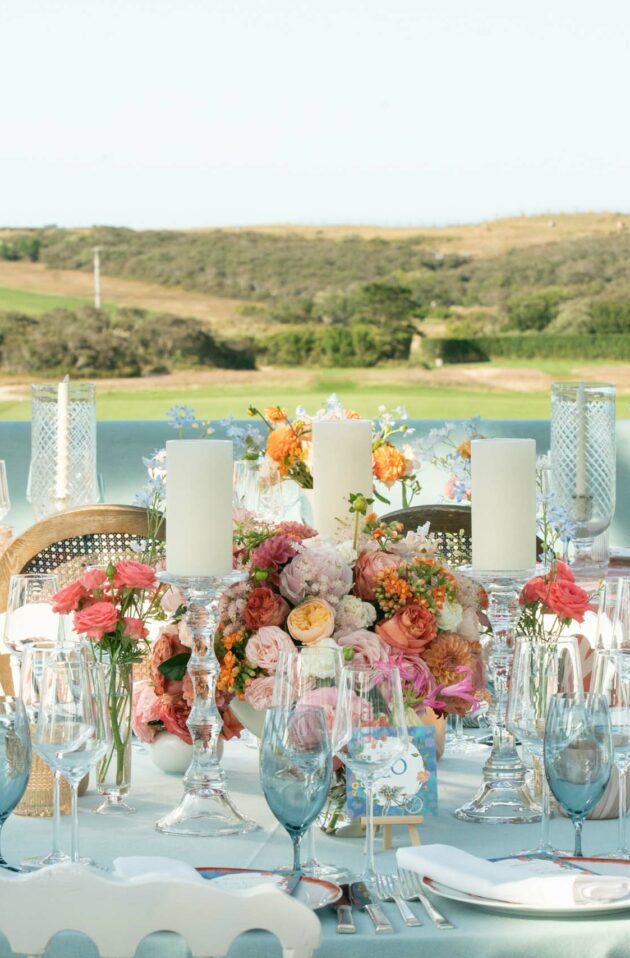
[95,656,134,814]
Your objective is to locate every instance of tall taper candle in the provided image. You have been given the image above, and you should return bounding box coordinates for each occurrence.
[312,420,373,537]
[471,438,537,571]
[166,440,233,577]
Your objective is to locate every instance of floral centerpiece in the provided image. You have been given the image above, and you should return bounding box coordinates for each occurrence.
[134,507,487,759]
[519,560,592,643]
[53,560,164,812]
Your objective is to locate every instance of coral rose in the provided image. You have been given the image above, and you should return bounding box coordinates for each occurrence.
[287,598,335,644]
[159,695,192,745]
[151,624,190,696]
[376,604,437,654]
[73,601,118,640]
[123,616,148,641]
[132,680,162,743]
[372,443,409,486]
[546,578,591,623]
[221,706,244,741]
[265,425,303,477]
[80,568,108,591]
[244,675,276,710]
[52,580,87,615]
[521,575,548,606]
[246,626,295,672]
[113,560,157,590]
[354,548,400,602]
[243,586,289,631]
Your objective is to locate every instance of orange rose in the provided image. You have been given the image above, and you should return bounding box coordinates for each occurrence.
[372,443,409,485]
[266,425,303,476]
[287,598,335,644]
[376,604,437,653]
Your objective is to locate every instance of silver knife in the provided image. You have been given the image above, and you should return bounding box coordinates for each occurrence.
[349,881,394,934]
[335,889,356,934]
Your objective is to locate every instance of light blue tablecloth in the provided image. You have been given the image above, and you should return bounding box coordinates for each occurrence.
[1,739,627,958]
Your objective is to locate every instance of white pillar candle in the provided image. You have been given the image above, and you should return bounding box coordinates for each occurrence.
[166,440,233,578]
[471,438,537,572]
[55,376,70,503]
[312,420,373,537]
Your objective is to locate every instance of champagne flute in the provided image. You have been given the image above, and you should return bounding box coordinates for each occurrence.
[544,693,613,857]
[0,697,31,869]
[260,706,332,880]
[3,573,61,658]
[507,636,582,857]
[36,654,111,864]
[19,644,71,869]
[0,461,10,522]
[332,664,407,885]
[272,645,350,882]
[591,649,630,857]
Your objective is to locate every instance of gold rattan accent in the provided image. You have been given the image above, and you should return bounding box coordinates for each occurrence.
[14,737,71,818]
[381,504,472,567]
[0,505,165,612]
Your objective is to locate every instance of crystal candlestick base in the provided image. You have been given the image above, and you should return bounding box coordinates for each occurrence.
[155,571,259,837]
[455,567,541,825]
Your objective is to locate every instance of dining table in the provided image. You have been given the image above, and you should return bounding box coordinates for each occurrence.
[1,736,627,958]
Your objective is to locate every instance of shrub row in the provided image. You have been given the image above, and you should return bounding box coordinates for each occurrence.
[422,333,630,363]
[258,324,413,366]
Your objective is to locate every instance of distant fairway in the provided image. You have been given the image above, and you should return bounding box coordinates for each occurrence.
[0,286,91,315]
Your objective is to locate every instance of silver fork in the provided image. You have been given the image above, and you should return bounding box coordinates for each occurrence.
[374,873,422,927]
[398,870,454,929]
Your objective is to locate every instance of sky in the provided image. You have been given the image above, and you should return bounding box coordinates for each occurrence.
[0,0,629,229]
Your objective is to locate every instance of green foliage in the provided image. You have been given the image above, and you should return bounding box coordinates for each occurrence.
[0,307,256,376]
[424,333,630,362]
[259,324,412,367]
[588,301,630,333]
[0,235,41,262]
[507,290,564,331]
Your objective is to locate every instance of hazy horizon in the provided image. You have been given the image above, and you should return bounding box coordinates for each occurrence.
[2,0,629,230]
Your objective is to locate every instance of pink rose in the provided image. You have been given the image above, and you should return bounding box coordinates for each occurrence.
[151,624,190,696]
[287,598,335,644]
[52,580,87,615]
[376,604,437,654]
[123,616,148,641]
[336,629,389,668]
[246,626,295,672]
[80,568,108,591]
[73,601,119,640]
[546,579,591,623]
[113,560,157,590]
[132,680,162,743]
[161,585,185,616]
[243,587,289,631]
[244,675,276,710]
[159,695,192,745]
[354,549,400,602]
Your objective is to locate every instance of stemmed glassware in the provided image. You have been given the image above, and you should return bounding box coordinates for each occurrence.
[591,649,630,857]
[35,652,111,864]
[332,664,407,885]
[19,644,71,869]
[260,706,332,880]
[0,698,31,869]
[3,573,62,658]
[544,692,613,857]
[272,645,350,882]
[506,636,582,857]
[0,460,10,521]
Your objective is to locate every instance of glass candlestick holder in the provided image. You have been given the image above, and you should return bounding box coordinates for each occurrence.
[454,566,542,825]
[155,570,259,837]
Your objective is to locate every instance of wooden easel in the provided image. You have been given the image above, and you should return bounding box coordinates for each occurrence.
[360,814,424,850]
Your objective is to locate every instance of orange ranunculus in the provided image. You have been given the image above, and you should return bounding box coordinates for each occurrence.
[265,406,289,424]
[266,425,303,476]
[372,443,409,486]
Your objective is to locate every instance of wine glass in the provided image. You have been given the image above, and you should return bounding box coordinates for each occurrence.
[506,636,582,857]
[3,573,61,658]
[544,693,613,857]
[19,644,71,869]
[260,706,332,880]
[0,461,10,522]
[272,645,350,882]
[35,654,111,864]
[0,697,31,869]
[591,649,630,857]
[332,664,407,884]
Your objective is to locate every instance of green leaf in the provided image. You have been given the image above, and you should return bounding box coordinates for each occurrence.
[157,651,190,681]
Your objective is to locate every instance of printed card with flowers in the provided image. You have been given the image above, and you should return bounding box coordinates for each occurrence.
[346,726,438,819]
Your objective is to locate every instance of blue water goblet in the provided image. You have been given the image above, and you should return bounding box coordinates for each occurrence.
[544,692,613,857]
[260,706,332,879]
[0,697,31,869]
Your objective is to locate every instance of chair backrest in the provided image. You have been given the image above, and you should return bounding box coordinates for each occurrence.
[0,505,164,612]
[381,504,472,566]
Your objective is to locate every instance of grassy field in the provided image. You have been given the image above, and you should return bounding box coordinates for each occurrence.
[1,362,629,421]
[0,286,91,315]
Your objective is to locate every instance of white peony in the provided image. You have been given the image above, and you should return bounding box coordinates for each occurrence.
[333,594,377,637]
[336,539,358,566]
[301,638,341,679]
[437,600,463,632]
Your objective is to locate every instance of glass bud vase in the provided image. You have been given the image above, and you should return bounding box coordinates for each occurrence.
[95,657,134,814]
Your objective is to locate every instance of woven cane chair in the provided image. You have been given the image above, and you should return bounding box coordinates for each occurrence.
[0,504,165,612]
[381,504,472,567]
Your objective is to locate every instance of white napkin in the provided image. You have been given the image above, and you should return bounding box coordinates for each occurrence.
[113,856,203,883]
[397,844,630,907]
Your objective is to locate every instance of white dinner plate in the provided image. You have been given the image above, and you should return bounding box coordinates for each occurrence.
[197,867,342,911]
[422,858,630,918]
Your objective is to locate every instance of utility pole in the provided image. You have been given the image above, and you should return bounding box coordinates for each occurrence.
[93,246,101,309]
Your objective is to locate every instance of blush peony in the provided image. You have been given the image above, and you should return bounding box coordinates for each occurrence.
[244,675,276,710]
[132,680,162,743]
[245,626,295,671]
[336,629,389,668]
[376,604,437,654]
